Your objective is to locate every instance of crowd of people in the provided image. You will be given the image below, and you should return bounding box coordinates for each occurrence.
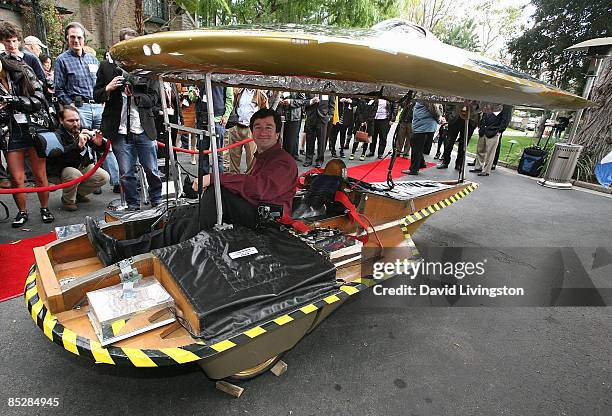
[0,19,515,230]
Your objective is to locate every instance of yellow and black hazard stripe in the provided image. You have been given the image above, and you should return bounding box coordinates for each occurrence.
[399,183,479,235]
[24,261,396,367]
[24,184,478,367]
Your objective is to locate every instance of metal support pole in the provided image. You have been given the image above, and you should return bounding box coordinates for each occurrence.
[568,56,604,144]
[458,105,470,183]
[204,72,228,229]
[136,163,149,207]
[158,75,182,202]
[196,131,205,228]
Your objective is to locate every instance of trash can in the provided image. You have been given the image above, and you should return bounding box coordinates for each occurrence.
[538,143,583,189]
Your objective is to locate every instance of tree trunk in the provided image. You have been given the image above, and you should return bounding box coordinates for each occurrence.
[534,110,551,140]
[575,56,612,164]
[102,0,122,47]
[102,2,112,48]
[135,0,144,35]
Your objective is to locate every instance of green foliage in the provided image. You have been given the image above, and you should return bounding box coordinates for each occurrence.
[507,0,612,93]
[466,130,549,168]
[397,0,451,32]
[475,0,521,57]
[573,150,597,183]
[41,2,67,58]
[94,47,107,60]
[18,1,66,58]
[176,0,398,27]
[437,17,480,52]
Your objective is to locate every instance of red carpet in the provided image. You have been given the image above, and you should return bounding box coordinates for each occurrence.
[346,156,436,183]
[0,232,56,302]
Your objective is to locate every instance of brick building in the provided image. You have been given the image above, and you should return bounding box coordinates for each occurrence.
[0,0,192,49]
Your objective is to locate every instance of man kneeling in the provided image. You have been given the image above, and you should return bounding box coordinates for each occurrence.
[86,108,298,265]
[47,106,110,211]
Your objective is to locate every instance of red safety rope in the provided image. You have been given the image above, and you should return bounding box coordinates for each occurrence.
[334,191,369,243]
[294,168,370,242]
[279,192,370,243]
[297,167,324,187]
[0,139,111,194]
[278,213,310,233]
[156,137,253,155]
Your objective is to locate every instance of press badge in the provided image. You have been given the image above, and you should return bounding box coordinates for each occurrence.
[321,94,329,101]
[13,112,27,123]
[88,64,99,73]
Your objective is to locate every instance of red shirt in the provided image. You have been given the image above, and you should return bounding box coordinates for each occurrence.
[219,142,297,215]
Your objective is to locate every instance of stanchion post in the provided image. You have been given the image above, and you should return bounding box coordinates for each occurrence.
[136,163,149,207]
[158,75,181,202]
[204,72,229,229]
[458,104,470,183]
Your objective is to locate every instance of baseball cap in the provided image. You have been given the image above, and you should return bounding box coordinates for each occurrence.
[24,36,47,48]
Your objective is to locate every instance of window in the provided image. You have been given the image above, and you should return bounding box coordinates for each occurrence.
[144,0,168,23]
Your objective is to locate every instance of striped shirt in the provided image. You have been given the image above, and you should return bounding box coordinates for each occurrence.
[54,49,100,105]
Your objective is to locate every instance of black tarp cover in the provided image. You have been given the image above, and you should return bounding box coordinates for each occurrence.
[153,225,338,341]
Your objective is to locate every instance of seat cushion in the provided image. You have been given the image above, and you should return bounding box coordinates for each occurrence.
[153,224,337,341]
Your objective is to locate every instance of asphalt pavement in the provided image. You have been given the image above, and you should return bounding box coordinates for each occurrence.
[0,137,610,416]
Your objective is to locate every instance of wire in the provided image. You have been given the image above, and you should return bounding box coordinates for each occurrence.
[359,212,384,251]
[348,152,391,192]
[175,159,197,178]
[169,307,201,339]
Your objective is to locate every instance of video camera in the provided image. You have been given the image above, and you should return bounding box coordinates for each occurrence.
[113,67,138,90]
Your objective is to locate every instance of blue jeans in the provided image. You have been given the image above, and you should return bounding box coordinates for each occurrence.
[78,103,119,185]
[201,123,225,175]
[77,103,103,130]
[102,150,120,186]
[113,133,162,209]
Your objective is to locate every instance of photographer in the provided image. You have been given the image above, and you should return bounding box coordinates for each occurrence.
[46,106,109,211]
[93,28,162,210]
[0,56,55,227]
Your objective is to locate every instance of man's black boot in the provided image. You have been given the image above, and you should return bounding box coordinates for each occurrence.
[85,216,118,267]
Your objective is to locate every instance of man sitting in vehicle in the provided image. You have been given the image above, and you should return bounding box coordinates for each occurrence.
[47,106,110,211]
[86,108,298,265]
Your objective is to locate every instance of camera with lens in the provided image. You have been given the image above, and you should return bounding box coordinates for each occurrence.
[0,95,19,104]
[115,68,137,90]
[256,203,284,227]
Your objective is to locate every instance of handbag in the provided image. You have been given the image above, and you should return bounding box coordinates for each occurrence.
[355,122,370,143]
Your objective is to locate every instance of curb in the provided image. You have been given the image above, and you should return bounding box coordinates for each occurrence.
[465,151,611,195]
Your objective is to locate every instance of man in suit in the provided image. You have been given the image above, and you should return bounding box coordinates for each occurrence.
[437,101,481,170]
[93,28,162,210]
[278,91,308,161]
[303,94,333,168]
